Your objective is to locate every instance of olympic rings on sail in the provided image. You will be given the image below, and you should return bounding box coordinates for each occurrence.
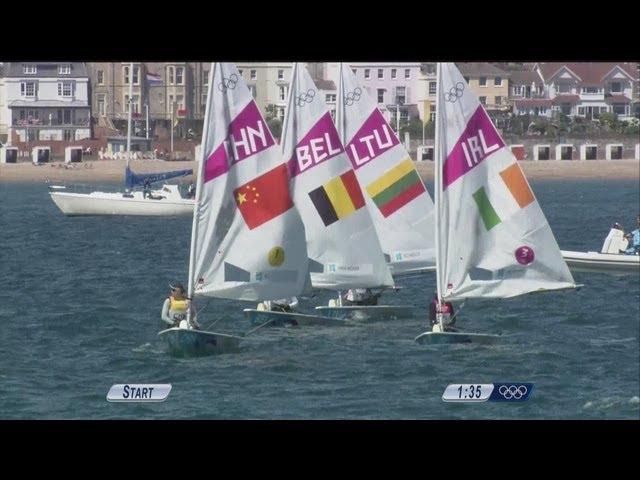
[296,89,316,107]
[218,74,239,92]
[344,87,362,106]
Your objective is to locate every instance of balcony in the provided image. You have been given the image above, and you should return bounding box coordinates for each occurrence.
[12,118,90,127]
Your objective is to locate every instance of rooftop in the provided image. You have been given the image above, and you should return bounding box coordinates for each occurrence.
[456,62,510,78]
[5,62,88,78]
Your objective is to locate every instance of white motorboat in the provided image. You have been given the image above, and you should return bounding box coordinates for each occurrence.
[561,227,639,275]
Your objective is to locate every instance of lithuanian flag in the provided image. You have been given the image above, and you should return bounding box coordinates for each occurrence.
[365,158,426,218]
[308,170,365,227]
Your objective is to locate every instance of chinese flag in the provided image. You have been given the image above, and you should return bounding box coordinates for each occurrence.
[233,164,293,230]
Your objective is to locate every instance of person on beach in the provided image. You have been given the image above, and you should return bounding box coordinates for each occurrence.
[624,215,640,255]
[341,288,379,306]
[161,282,200,329]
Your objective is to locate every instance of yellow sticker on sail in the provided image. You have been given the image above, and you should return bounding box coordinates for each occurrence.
[268,246,285,267]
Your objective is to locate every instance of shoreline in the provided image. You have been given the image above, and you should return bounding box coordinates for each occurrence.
[0,158,639,184]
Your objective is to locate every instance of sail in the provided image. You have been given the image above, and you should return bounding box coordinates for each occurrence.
[125,166,193,189]
[189,63,310,301]
[335,63,436,276]
[435,63,575,300]
[281,63,393,290]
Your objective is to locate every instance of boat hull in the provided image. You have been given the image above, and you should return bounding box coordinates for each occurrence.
[50,191,194,216]
[414,331,502,345]
[243,309,349,327]
[158,328,241,356]
[315,305,414,321]
[561,250,639,275]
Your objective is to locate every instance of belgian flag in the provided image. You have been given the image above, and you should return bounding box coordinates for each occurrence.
[308,170,365,227]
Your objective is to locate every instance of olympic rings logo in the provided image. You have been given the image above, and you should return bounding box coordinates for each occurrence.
[444,82,465,103]
[218,74,239,92]
[498,385,528,400]
[296,89,316,107]
[344,87,362,106]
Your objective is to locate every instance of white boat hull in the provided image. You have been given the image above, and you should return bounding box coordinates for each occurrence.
[315,305,414,321]
[50,189,194,216]
[158,328,241,356]
[561,250,639,275]
[243,309,349,327]
[414,331,502,345]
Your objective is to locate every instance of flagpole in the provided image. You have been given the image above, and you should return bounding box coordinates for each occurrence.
[170,102,174,155]
[126,62,133,168]
[145,103,149,140]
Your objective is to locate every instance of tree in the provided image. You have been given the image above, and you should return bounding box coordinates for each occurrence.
[267,118,282,139]
[399,116,425,139]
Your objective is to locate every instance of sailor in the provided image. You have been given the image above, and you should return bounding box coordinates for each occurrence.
[429,291,457,332]
[143,178,152,199]
[161,282,200,329]
[265,297,298,313]
[624,215,640,255]
[341,288,379,306]
[187,182,196,199]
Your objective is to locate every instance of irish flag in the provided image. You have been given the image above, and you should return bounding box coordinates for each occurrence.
[365,158,426,218]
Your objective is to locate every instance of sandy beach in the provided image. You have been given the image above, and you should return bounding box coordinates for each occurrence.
[0,158,638,184]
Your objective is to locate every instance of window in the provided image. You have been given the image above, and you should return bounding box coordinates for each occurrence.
[578,107,585,115]
[400,110,408,123]
[378,69,383,79]
[405,69,410,79]
[560,103,571,115]
[124,66,130,84]
[479,77,487,86]
[176,67,184,85]
[364,69,370,79]
[248,85,257,98]
[58,109,72,124]
[279,85,287,101]
[201,93,207,111]
[396,86,406,104]
[175,95,183,110]
[479,96,487,105]
[425,64,436,75]
[539,107,547,115]
[168,94,174,112]
[352,69,357,75]
[325,94,336,103]
[203,70,209,86]
[513,85,522,96]
[97,70,104,85]
[125,95,140,113]
[64,129,74,141]
[97,94,106,116]
[59,64,71,75]
[250,70,256,80]
[463,76,470,84]
[494,76,502,86]
[610,82,622,93]
[377,89,385,103]
[582,86,598,94]
[430,112,436,122]
[168,67,174,85]
[23,65,37,74]
[21,82,37,97]
[238,69,243,76]
[391,69,397,79]
[495,96,502,105]
[278,69,284,80]
[558,83,571,93]
[429,82,437,95]
[612,103,627,115]
[58,82,73,97]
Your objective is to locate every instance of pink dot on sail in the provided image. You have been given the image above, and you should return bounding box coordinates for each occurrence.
[515,246,535,265]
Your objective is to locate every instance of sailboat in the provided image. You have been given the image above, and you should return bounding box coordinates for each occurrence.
[244,63,395,326]
[415,62,578,345]
[315,62,437,321]
[49,62,195,217]
[159,62,312,355]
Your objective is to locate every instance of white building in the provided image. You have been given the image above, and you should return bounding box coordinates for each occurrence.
[0,63,7,143]
[3,62,91,143]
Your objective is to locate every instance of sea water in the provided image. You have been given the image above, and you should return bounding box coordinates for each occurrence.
[0,179,638,419]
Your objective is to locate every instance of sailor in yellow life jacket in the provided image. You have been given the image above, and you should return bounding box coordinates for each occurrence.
[161,282,200,329]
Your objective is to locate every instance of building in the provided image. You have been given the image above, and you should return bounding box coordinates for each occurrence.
[417,62,437,124]
[456,63,511,113]
[86,62,205,140]
[236,63,295,121]
[325,62,423,126]
[509,70,551,117]
[3,62,91,143]
[0,63,7,143]
[534,62,638,120]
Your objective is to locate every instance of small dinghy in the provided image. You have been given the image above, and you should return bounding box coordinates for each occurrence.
[158,328,242,356]
[315,304,413,321]
[414,331,502,345]
[243,308,349,327]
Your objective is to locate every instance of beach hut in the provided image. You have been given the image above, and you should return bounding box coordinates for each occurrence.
[533,144,550,161]
[510,145,526,161]
[32,146,51,165]
[65,147,83,164]
[635,144,639,160]
[606,144,623,160]
[555,144,575,160]
[0,146,19,163]
[579,144,598,160]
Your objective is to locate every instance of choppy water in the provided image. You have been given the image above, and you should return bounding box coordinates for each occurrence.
[0,179,638,419]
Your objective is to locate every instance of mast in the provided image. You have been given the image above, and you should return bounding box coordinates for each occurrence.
[186,62,215,321]
[434,62,443,305]
[336,62,345,144]
[126,62,134,169]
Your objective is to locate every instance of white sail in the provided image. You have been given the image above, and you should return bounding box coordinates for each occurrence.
[189,63,310,301]
[435,63,576,300]
[281,63,394,290]
[335,63,436,276]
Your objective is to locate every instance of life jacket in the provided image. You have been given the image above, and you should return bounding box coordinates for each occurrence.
[169,296,189,321]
